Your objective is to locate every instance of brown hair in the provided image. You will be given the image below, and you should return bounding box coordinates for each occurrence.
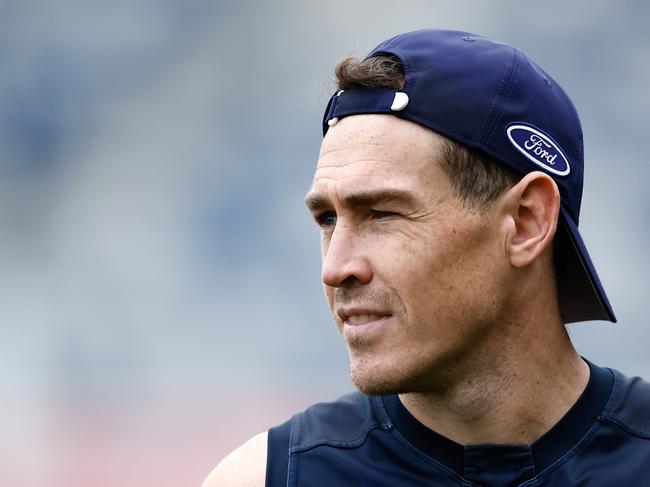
[334,55,519,212]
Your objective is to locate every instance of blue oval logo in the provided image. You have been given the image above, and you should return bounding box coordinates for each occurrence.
[506,124,570,176]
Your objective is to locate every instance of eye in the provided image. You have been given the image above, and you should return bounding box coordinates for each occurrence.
[315,211,337,228]
[370,209,398,219]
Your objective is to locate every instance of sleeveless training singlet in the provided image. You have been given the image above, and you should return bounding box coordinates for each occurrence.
[266,361,650,486]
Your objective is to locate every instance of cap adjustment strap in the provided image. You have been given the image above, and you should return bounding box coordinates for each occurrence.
[322,88,409,135]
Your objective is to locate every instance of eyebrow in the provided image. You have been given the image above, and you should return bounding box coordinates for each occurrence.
[305,188,417,212]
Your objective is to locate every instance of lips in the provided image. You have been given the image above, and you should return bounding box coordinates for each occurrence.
[337,308,392,325]
[337,308,392,340]
[346,313,389,325]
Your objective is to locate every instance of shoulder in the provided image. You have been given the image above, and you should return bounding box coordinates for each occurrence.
[201,392,381,487]
[201,431,268,487]
[604,368,650,436]
[299,390,374,427]
[292,391,386,451]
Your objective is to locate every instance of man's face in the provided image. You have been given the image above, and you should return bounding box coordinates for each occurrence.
[306,115,510,395]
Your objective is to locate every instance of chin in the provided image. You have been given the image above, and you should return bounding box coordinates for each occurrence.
[350,373,403,396]
[348,350,457,396]
[349,357,421,396]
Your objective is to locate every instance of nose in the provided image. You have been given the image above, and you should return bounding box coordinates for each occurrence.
[321,223,373,288]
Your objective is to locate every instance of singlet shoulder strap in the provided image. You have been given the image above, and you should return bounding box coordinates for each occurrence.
[265,392,391,486]
[266,418,291,487]
[289,391,389,453]
[602,368,650,439]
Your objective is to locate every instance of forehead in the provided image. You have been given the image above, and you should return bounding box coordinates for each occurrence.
[311,114,447,199]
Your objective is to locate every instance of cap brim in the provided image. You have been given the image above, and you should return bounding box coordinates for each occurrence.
[556,206,616,323]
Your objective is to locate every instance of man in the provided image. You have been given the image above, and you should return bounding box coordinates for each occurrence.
[204,29,650,486]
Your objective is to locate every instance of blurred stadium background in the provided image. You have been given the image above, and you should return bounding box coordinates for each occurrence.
[0,0,648,485]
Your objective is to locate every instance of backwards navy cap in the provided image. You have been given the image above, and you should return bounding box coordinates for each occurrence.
[322,29,615,324]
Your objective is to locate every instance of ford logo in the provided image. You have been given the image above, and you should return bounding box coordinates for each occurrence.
[506,124,570,176]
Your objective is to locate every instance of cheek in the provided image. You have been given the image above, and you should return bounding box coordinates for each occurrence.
[387,221,498,320]
[386,222,470,279]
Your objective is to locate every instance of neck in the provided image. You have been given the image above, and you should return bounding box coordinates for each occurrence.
[399,294,589,446]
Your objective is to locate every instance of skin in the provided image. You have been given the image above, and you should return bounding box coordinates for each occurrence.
[310,116,514,396]
[201,432,267,487]
[203,114,589,486]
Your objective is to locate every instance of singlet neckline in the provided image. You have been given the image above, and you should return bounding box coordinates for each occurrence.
[381,359,614,481]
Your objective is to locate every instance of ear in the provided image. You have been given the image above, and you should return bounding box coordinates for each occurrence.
[501,172,561,268]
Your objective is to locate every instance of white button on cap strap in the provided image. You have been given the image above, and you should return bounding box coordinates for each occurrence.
[390,92,409,111]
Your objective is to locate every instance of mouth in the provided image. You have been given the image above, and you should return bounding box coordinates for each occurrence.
[337,309,392,340]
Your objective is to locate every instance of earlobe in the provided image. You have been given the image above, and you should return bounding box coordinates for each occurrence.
[504,172,560,268]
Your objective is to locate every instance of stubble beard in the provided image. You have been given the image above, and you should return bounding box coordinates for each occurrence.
[347,345,479,397]
[331,286,480,397]
[347,343,445,396]
[348,353,417,396]
[345,316,451,397]
[330,285,421,395]
[345,313,490,397]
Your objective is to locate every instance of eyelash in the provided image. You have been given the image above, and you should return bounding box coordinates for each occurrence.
[314,210,398,228]
[315,212,337,228]
[370,210,398,219]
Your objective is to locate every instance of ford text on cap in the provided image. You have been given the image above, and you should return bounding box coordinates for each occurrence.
[322,29,615,324]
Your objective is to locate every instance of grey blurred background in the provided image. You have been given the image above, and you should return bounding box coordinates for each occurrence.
[0,0,647,485]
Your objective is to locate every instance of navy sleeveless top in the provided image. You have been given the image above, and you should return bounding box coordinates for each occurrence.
[266,361,650,486]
